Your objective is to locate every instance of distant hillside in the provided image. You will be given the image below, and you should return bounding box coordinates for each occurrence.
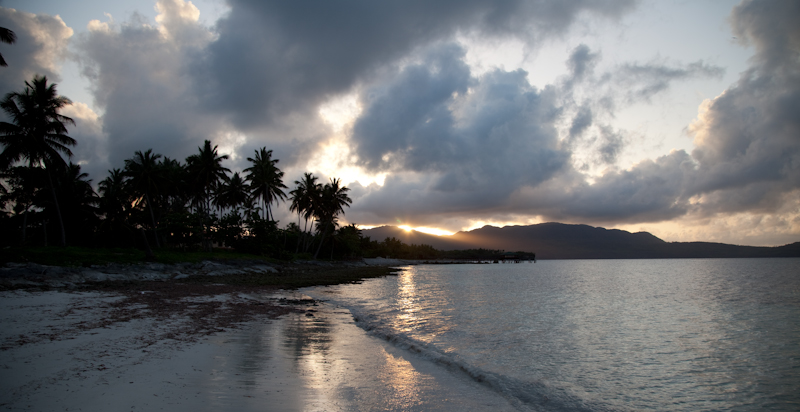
[362,223,800,259]
[361,226,464,250]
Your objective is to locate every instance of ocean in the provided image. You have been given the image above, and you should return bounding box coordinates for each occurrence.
[303,258,800,411]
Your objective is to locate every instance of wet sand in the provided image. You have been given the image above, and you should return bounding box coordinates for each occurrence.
[0,289,517,411]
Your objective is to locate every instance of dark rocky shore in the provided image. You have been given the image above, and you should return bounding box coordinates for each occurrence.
[0,258,389,289]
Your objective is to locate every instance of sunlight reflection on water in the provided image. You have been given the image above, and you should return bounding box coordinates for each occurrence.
[306,258,800,411]
[192,295,520,411]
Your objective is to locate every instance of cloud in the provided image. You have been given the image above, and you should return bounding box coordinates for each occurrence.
[60,102,108,172]
[565,43,599,86]
[685,0,800,216]
[557,44,725,170]
[347,0,800,242]
[6,0,799,246]
[613,60,725,104]
[193,0,635,130]
[347,43,571,226]
[73,0,237,178]
[0,8,72,97]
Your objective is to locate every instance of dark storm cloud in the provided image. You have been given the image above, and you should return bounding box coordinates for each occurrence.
[345,39,727,228]
[352,43,571,189]
[350,0,798,231]
[75,17,213,174]
[731,0,800,71]
[529,0,800,225]
[348,45,571,224]
[351,44,472,173]
[685,0,800,215]
[195,0,636,128]
[64,0,635,180]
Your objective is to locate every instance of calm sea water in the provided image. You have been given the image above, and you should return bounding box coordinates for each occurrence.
[304,259,800,411]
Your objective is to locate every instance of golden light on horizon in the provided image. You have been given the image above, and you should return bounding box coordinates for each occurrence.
[356,224,455,236]
[411,227,454,236]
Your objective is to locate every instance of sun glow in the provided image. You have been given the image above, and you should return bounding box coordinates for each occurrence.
[398,226,455,236]
[313,92,387,187]
[411,227,454,236]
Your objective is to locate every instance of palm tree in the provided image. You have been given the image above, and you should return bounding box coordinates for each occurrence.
[185,140,230,216]
[98,168,133,241]
[0,75,75,246]
[290,172,320,252]
[52,163,99,245]
[124,149,163,247]
[0,27,16,67]
[244,148,287,221]
[290,173,319,230]
[215,172,249,213]
[2,166,43,244]
[185,140,230,251]
[158,157,189,213]
[313,178,352,259]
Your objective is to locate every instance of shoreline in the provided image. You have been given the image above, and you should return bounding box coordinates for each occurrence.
[0,258,412,290]
[0,281,519,411]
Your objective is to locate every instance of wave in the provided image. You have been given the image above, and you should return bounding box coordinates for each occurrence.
[314,293,623,412]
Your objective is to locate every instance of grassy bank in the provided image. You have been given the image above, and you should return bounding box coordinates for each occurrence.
[0,246,277,267]
[1,246,401,291]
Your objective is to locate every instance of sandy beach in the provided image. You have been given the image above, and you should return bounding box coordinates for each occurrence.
[0,272,517,411]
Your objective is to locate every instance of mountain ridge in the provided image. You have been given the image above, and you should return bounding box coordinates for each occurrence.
[361,223,800,259]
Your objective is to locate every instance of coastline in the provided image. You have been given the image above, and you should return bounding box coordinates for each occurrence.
[0,259,518,411]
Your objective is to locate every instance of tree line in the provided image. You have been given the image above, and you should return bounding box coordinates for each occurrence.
[0,75,492,261]
[0,75,368,259]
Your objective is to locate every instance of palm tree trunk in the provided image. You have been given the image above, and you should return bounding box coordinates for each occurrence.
[140,228,156,261]
[144,192,161,248]
[21,209,27,245]
[303,218,314,253]
[45,169,66,247]
[313,221,331,259]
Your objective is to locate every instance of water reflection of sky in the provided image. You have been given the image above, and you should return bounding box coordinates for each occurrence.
[396,269,419,333]
[190,293,517,411]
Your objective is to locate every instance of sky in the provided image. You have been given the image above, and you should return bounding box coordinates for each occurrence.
[1,0,798,246]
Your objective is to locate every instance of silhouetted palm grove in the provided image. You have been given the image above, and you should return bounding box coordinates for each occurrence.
[0,76,395,260]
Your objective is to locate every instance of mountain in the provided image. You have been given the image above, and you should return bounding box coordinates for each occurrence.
[360,226,464,250]
[361,223,800,259]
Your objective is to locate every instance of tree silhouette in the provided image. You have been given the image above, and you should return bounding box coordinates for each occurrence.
[215,171,249,213]
[290,172,320,252]
[51,163,99,245]
[313,178,352,259]
[0,75,75,246]
[1,166,43,244]
[124,149,163,247]
[186,140,230,251]
[0,27,16,67]
[186,140,230,216]
[98,168,134,243]
[244,148,286,221]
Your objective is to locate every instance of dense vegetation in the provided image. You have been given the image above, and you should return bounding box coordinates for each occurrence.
[0,75,480,263]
